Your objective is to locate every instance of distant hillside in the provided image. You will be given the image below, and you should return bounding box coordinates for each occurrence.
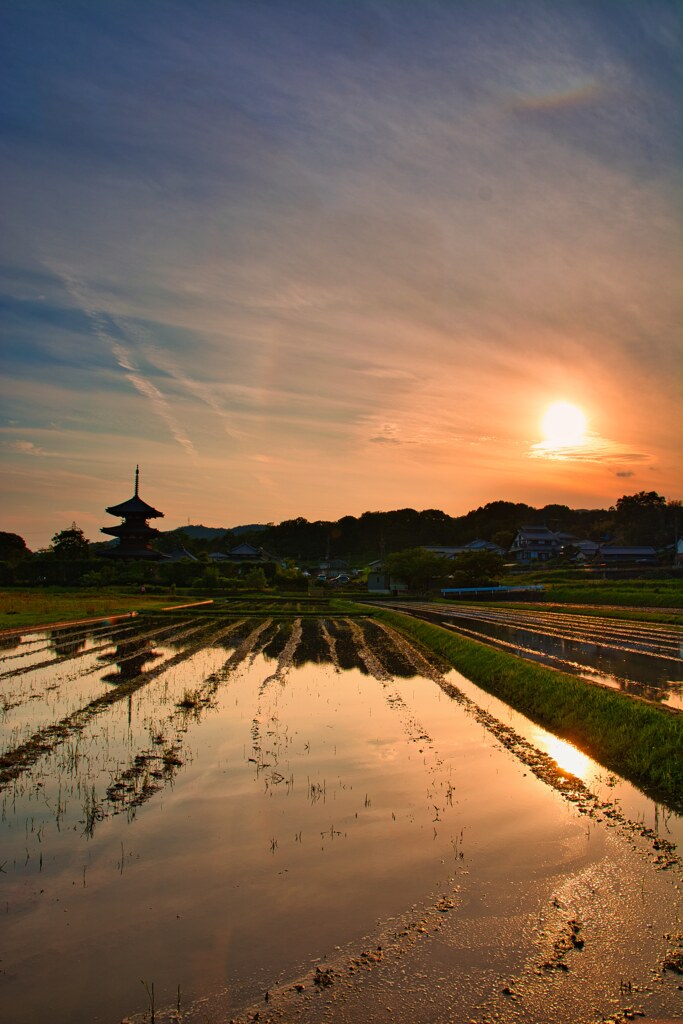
[179,524,267,539]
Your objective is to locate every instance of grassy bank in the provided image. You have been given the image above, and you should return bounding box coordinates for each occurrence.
[369,607,683,810]
[0,588,362,630]
[0,589,172,630]
[514,575,683,609]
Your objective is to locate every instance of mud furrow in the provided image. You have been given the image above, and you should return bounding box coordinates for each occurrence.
[0,617,202,681]
[345,618,392,681]
[260,618,302,690]
[424,608,680,662]
[0,620,241,790]
[0,619,208,719]
[321,620,342,673]
[417,604,683,656]
[0,621,141,663]
[101,620,254,820]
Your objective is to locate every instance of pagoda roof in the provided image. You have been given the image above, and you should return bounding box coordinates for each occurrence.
[105,466,164,519]
[105,494,164,519]
[101,523,161,538]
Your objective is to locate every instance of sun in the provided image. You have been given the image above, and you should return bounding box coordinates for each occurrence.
[541,401,587,448]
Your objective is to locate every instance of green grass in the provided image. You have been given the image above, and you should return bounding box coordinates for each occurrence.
[368,606,683,810]
[509,574,683,609]
[542,584,683,608]
[0,588,365,631]
[0,588,172,630]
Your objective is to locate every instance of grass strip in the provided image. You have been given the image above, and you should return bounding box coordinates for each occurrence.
[368,607,683,811]
[523,583,683,609]
[0,589,171,630]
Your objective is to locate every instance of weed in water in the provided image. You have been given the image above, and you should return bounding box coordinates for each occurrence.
[141,978,155,1023]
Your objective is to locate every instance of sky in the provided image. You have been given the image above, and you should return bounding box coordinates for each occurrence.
[1,0,681,548]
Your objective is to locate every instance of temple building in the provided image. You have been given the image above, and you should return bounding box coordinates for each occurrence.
[101,467,164,559]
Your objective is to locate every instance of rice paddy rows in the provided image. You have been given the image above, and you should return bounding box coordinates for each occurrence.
[395,602,683,659]
[2,613,679,853]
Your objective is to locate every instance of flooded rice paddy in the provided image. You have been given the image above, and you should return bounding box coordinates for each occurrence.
[390,602,683,710]
[0,614,681,1024]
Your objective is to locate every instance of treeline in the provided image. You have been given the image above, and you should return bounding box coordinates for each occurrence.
[0,491,679,580]
[157,492,680,563]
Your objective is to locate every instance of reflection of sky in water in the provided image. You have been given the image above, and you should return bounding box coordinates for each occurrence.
[446,667,682,850]
[0,617,680,1024]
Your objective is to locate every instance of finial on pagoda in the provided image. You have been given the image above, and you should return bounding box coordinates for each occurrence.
[135,465,139,497]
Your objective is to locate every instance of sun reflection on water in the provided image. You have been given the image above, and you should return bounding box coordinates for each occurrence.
[537,733,591,780]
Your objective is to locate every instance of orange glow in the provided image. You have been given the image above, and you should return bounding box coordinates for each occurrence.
[541,402,587,448]
[539,734,591,780]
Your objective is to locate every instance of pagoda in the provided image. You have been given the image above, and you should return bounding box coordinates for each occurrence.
[101,466,164,559]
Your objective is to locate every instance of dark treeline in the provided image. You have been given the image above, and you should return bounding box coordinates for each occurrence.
[1,491,679,582]
[156,492,680,563]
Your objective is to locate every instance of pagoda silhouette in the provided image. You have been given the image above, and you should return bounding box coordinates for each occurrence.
[101,466,164,559]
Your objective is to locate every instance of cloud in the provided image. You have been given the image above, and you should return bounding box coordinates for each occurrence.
[47,267,197,458]
[528,433,651,464]
[6,440,48,456]
[126,330,246,441]
[109,340,197,458]
[615,470,635,478]
[368,435,401,445]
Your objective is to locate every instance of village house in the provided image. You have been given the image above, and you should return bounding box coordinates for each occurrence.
[509,526,562,564]
[423,539,505,559]
[367,570,408,596]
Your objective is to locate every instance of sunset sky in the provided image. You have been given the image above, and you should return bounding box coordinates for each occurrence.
[1,0,680,548]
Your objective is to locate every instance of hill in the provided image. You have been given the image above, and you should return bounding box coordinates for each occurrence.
[180,524,267,540]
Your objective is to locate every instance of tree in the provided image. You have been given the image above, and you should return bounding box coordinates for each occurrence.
[614,492,667,546]
[384,548,453,591]
[50,523,90,559]
[449,550,505,587]
[0,531,30,564]
[243,566,268,590]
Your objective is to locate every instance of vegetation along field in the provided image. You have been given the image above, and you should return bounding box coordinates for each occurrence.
[1,602,682,1024]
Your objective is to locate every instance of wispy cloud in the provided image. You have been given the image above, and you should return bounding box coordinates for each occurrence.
[528,434,651,464]
[6,440,48,457]
[48,268,197,458]
[121,326,247,441]
[109,340,196,458]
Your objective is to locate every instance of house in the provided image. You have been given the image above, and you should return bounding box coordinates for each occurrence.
[596,545,658,566]
[509,526,562,564]
[214,542,276,564]
[423,539,505,559]
[573,539,600,560]
[465,538,506,555]
[367,572,408,596]
[159,548,199,563]
[423,546,469,559]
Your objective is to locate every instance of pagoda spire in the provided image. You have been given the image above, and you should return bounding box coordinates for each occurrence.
[135,464,139,497]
